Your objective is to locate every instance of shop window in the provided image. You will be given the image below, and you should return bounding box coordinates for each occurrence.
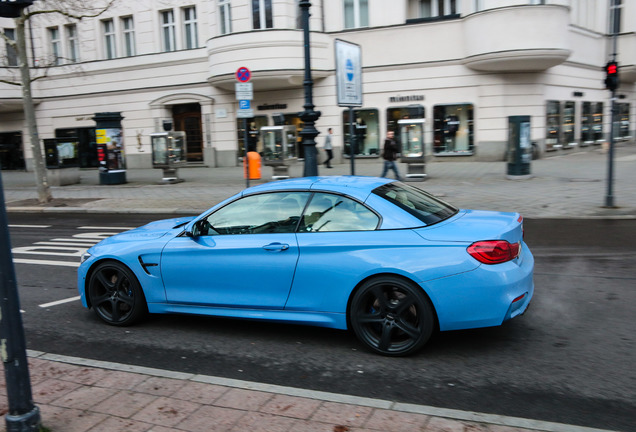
[545,100,561,151]
[581,102,593,145]
[593,102,603,143]
[55,127,97,168]
[0,132,25,170]
[616,103,631,141]
[342,109,379,157]
[563,101,576,147]
[433,104,473,155]
[386,106,425,134]
[237,115,268,156]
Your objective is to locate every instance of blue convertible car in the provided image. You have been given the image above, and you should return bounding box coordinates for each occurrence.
[78,176,533,356]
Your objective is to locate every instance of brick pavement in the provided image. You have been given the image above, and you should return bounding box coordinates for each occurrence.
[0,352,616,432]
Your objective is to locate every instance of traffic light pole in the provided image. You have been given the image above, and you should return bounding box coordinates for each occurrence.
[604,10,619,208]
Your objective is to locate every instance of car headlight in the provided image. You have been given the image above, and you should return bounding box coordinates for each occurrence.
[80,252,92,264]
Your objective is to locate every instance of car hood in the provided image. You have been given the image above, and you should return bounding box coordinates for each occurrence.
[415,209,522,243]
[95,216,195,246]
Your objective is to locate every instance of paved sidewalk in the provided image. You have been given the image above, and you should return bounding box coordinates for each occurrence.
[0,352,617,432]
[1,144,636,219]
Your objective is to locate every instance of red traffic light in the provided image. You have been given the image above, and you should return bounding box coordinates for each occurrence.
[606,62,618,75]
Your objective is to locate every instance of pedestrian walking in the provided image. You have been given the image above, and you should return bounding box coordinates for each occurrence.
[323,128,334,168]
[380,130,401,180]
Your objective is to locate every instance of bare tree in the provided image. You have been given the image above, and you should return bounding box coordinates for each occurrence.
[1,0,117,203]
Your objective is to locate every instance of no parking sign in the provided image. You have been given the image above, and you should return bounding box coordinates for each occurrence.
[236,67,251,83]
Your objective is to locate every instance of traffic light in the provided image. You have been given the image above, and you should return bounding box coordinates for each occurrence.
[604,61,619,91]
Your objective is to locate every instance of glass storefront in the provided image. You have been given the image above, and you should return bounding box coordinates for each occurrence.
[237,115,268,156]
[55,127,98,168]
[581,102,604,146]
[616,103,631,141]
[0,132,25,170]
[386,105,425,134]
[342,109,380,156]
[545,100,561,151]
[562,101,576,148]
[433,104,473,155]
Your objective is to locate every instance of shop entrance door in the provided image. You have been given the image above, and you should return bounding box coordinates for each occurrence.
[173,103,203,162]
[0,132,25,170]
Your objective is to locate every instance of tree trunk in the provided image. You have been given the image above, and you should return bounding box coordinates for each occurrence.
[16,16,51,204]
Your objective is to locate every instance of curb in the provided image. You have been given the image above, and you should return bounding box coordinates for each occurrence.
[27,350,619,432]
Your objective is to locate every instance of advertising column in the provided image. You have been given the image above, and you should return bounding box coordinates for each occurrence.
[94,112,126,185]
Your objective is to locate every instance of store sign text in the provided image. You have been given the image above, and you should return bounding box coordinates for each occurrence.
[389,95,425,103]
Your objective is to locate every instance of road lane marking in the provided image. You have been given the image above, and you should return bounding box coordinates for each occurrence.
[51,238,98,243]
[35,242,96,247]
[39,296,81,308]
[78,226,135,230]
[12,246,87,257]
[13,258,79,267]
[9,224,52,228]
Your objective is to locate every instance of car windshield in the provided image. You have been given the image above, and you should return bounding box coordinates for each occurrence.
[372,182,458,226]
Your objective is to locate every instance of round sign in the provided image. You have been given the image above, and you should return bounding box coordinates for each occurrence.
[236,67,251,83]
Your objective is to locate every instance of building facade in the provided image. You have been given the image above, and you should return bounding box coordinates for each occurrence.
[1,0,634,171]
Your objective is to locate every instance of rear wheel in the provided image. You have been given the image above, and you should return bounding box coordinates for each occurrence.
[87,261,147,326]
[350,276,434,356]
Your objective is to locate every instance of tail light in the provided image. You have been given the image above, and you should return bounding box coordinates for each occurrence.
[467,240,520,265]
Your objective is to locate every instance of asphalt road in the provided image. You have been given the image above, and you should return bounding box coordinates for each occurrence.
[6,213,636,432]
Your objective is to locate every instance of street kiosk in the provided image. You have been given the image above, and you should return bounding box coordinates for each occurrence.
[398,118,426,181]
[150,131,188,184]
[261,125,297,179]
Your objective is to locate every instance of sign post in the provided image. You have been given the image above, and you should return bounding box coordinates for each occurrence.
[235,67,253,188]
[335,39,363,175]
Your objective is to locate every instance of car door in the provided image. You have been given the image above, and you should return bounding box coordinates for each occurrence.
[160,191,309,309]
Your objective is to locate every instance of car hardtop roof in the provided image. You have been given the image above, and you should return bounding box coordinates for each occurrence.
[242,176,394,197]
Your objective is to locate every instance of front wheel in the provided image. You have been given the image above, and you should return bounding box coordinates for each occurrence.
[349,276,435,356]
[87,261,147,326]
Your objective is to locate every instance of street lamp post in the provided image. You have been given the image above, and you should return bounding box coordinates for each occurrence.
[298,0,321,177]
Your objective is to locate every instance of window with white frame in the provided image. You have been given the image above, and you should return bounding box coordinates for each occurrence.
[219,0,232,35]
[121,16,136,57]
[4,28,17,66]
[344,0,369,29]
[409,0,458,19]
[65,24,79,63]
[252,0,273,29]
[49,27,61,65]
[161,10,177,52]
[102,19,116,59]
[609,0,622,34]
[183,6,198,48]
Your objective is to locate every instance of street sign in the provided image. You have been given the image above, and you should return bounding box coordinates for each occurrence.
[237,109,254,118]
[238,100,250,110]
[335,39,362,107]
[236,67,251,83]
[235,82,253,100]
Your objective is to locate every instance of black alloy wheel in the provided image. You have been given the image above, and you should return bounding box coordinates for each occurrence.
[350,276,435,356]
[87,261,147,326]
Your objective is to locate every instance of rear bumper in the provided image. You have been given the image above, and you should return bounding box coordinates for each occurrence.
[422,242,534,332]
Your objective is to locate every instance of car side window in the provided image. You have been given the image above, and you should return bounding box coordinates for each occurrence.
[301,193,379,232]
[201,192,310,235]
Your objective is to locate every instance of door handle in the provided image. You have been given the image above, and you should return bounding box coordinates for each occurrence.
[262,242,290,252]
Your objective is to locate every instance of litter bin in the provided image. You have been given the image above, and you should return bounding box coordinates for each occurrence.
[507,116,532,179]
[243,151,261,180]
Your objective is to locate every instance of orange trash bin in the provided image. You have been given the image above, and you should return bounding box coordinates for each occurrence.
[243,151,262,180]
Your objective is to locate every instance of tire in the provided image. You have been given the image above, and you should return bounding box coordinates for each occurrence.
[87,261,147,326]
[349,276,435,356]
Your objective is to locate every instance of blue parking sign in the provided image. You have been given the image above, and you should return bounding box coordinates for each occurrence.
[239,100,251,110]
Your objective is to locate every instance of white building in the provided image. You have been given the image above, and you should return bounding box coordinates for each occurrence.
[1,0,634,171]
